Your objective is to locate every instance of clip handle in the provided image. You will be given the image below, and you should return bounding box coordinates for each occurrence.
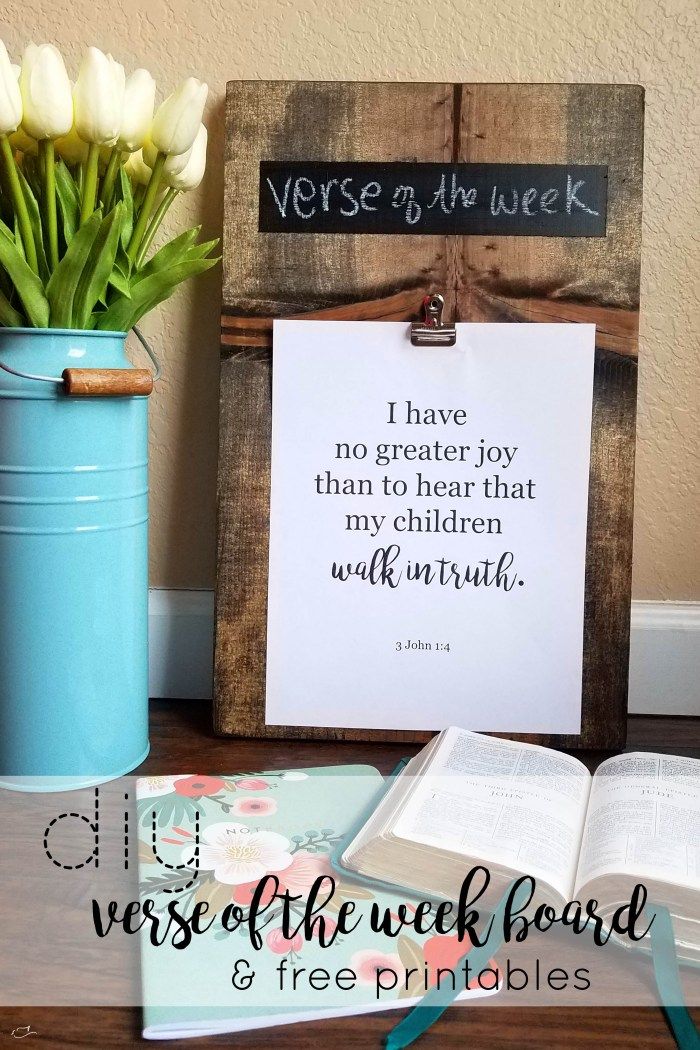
[410,293,456,347]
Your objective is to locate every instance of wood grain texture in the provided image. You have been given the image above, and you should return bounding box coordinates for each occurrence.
[455,84,643,750]
[3,707,696,1049]
[216,81,453,741]
[216,82,644,746]
[0,1005,695,1049]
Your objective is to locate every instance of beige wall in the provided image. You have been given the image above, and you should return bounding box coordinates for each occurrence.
[7,0,699,597]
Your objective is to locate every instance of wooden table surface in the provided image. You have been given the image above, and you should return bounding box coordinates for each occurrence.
[2,704,698,1049]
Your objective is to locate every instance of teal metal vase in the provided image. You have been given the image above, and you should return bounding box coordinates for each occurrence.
[0,328,150,790]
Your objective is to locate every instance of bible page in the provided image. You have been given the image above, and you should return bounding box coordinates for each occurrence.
[391,727,591,900]
[574,752,700,893]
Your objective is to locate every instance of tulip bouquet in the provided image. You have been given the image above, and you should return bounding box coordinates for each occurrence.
[0,41,218,331]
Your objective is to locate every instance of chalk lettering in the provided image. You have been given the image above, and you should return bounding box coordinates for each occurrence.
[259,162,607,236]
[292,177,316,219]
[566,175,598,216]
[266,175,292,218]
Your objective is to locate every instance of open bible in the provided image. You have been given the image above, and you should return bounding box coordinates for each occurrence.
[342,728,699,961]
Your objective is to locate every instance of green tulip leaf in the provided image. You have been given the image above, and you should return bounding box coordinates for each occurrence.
[19,154,42,201]
[101,243,133,305]
[11,215,26,260]
[0,216,14,243]
[0,219,49,328]
[0,286,25,327]
[132,226,202,282]
[73,204,124,330]
[0,253,13,301]
[182,238,219,263]
[17,166,49,283]
[115,166,134,251]
[46,212,102,329]
[0,197,11,232]
[54,160,81,247]
[95,255,218,331]
[107,267,132,300]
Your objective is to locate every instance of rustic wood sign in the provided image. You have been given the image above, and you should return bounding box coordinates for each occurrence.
[216,81,644,749]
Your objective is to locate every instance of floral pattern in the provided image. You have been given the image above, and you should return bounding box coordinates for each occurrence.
[137,769,498,1004]
[234,777,269,791]
[351,948,402,986]
[138,769,298,828]
[278,849,332,895]
[266,928,304,954]
[138,770,351,962]
[423,934,472,987]
[194,822,293,885]
[174,775,226,797]
[138,775,190,798]
[232,879,279,907]
[230,796,277,817]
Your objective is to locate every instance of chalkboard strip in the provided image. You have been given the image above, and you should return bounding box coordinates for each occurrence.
[258,160,608,237]
[220,288,433,350]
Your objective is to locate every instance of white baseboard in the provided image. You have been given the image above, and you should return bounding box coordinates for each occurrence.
[148,590,700,717]
[628,601,700,716]
[149,589,214,700]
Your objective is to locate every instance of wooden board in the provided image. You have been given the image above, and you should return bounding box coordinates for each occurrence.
[216,81,644,747]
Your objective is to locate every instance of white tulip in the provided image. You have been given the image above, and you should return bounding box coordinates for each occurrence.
[143,134,193,177]
[124,148,152,186]
[166,123,207,190]
[150,77,207,156]
[55,125,89,165]
[19,43,73,140]
[73,47,125,145]
[0,42,22,134]
[117,68,155,152]
[8,60,32,151]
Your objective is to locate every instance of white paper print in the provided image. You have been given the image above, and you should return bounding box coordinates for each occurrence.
[266,321,595,733]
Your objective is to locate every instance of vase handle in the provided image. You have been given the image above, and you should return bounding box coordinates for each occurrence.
[132,326,162,381]
[61,367,153,396]
[0,326,162,395]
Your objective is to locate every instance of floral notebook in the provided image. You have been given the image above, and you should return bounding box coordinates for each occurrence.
[137,765,497,1039]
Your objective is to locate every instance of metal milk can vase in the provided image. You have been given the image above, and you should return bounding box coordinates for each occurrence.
[0,328,153,790]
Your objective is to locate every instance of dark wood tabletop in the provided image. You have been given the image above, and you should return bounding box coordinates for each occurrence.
[2,703,698,1049]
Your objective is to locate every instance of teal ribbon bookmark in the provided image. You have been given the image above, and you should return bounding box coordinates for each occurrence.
[647,905,700,1050]
[385,880,528,1050]
[386,899,700,1050]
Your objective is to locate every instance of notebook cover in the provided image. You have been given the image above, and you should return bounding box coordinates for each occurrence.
[137,765,497,1038]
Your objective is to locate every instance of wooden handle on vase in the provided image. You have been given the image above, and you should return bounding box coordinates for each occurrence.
[62,368,154,397]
